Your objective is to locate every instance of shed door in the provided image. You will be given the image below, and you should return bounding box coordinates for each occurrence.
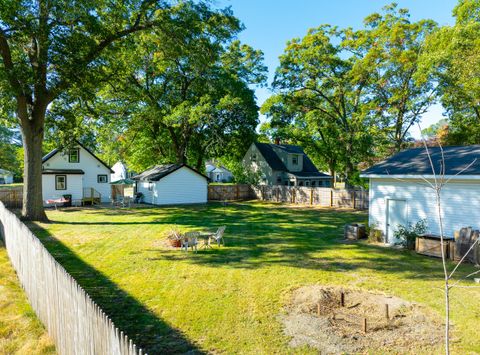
[387,199,407,244]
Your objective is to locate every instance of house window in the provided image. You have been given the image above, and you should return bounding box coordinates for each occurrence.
[292,155,298,165]
[148,182,153,191]
[55,175,66,190]
[251,153,257,162]
[299,181,304,186]
[97,175,108,183]
[311,181,316,187]
[305,181,309,186]
[69,148,79,163]
[276,176,282,184]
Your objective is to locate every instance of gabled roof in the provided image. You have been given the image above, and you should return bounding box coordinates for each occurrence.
[361,145,480,177]
[42,140,114,173]
[132,164,208,181]
[253,142,330,177]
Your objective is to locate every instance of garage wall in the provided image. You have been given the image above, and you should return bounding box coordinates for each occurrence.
[42,174,83,205]
[369,178,480,239]
[152,167,207,205]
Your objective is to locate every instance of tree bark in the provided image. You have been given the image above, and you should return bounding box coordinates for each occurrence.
[20,104,48,222]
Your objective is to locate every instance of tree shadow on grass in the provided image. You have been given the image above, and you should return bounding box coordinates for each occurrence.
[27,222,206,355]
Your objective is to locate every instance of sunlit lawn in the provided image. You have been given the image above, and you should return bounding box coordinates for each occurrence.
[28,201,480,354]
[0,247,55,354]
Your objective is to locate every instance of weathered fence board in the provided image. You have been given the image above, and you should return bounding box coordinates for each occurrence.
[0,187,23,208]
[208,184,254,201]
[251,185,368,210]
[0,202,144,355]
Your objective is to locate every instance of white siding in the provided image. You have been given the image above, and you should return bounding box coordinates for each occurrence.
[137,167,207,205]
[42,174,83,205]
[369,178,480,240]
[42,145,112,202]
[111,162,127,182]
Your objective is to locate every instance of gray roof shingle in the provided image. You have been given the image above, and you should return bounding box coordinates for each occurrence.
[132,164,208,181]
[362,145,480,176]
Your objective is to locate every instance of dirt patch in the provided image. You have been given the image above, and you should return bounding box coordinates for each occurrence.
[280,285,443,354]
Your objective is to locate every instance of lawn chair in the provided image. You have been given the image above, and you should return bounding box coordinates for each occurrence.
[181,231,199,253]
[211,226,226,247]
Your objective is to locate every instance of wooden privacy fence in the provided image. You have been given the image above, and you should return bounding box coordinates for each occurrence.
[0,187,23,208]
[0,202,144,355]
[208,184,254,201]
[251,185,369,210]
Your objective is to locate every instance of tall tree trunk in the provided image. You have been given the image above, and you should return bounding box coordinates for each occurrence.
[19,100,48,222]
[328,162,336,188]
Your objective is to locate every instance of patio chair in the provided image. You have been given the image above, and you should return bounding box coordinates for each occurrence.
[211,226,226,247]
[181,232,199,253]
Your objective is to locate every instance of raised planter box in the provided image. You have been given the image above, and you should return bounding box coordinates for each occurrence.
[344,223,366,240]
[415,234,454,258]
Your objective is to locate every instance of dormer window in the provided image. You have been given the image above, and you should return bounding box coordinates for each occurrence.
[251,153,257,163]
[292,155,299,165]
[69,148,79,163]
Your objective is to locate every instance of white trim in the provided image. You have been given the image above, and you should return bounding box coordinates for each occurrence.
[360,174,480,180]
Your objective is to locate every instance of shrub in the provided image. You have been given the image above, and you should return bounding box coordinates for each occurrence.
[394,219,428,249]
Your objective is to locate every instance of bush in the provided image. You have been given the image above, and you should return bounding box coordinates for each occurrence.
[394,219,428,249]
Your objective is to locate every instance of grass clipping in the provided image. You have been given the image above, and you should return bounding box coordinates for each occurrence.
[280,285,443,354]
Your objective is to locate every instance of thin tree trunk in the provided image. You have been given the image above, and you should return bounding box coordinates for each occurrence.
[20,109,48,222]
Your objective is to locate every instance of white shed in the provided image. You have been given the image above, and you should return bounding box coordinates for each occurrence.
[361,145,480,244]
[0,169,14,184]
[133,164,208,205]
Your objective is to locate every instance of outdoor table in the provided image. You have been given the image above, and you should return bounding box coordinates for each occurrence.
[199,231,214,249]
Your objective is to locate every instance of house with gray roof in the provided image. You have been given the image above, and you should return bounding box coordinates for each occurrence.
[242,142,332,187]
[133,164,208,205]
[361,145,480,244]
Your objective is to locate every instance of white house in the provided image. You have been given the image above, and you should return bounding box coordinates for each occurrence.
[42,142,113,205]
[205,162,233,183]
[0,169,14,184]
[361,145,480,244]
[133,164,208,205]
[111,161,136,182]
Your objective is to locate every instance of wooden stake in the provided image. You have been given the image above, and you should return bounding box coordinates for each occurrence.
[340,292,345,307]
[385,304,389,320]
[317,303,320,316]
[363,318,367,333]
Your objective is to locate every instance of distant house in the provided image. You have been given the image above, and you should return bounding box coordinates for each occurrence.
[242,142,331,187]
[133,164,208,205]
[361,145,480,244]
[111,161,136,182]
[205,162,233,183]
[0,169,14,184]
[42,142,113,205]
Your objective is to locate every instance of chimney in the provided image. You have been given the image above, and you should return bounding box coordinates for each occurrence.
[274,137,280,145]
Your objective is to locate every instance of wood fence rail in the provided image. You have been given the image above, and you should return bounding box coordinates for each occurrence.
[0,202,145,355]
[0,187,23,208]
[207,184,368,210]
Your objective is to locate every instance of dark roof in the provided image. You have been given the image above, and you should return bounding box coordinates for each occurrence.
[132,164,208,181]
[362,145,480,176]
[42,169,85,175]
[42,140,114,173]
[288,171,331,178]
[253,142,329,176]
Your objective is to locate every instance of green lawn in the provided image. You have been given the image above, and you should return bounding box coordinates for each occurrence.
[0,246,55,354]
[28,202,480,354]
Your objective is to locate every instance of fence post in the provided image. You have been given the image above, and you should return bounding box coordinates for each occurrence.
[330,189,333,207]
[353,190,356,209]
[310,188,313,205]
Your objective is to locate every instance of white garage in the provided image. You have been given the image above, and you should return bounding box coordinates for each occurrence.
[133,164,208,205]
[361,145,480,244]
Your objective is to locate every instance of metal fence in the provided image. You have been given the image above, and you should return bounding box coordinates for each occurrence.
[0,202,144,355]
[251,185,369,210]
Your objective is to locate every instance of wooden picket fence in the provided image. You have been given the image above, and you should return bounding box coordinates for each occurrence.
[0,202,144,355]
[0,187,23,208]
[252,185,369,210]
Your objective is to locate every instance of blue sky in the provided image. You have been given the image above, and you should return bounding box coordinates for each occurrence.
[215,0,458,138]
